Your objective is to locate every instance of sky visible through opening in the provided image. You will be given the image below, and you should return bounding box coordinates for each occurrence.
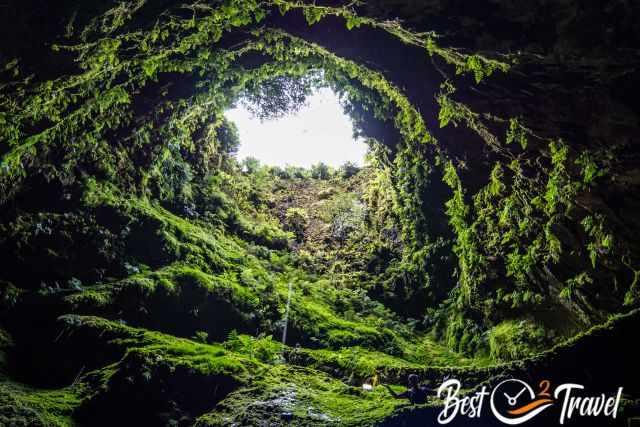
[225,87,368,168]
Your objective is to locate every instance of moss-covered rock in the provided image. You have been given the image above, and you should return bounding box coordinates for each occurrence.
[195,365,403,427]
[0,378,80,427]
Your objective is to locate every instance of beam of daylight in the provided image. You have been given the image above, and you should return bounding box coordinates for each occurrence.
[225,87,368,168]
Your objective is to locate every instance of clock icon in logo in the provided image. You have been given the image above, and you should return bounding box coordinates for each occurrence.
[504,386,527,406]
[490,379,554,425]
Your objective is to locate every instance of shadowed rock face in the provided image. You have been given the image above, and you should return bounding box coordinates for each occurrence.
[0,1,639,426]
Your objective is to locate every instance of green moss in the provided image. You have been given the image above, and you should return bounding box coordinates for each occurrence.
[403,335,486,368]
[0,378,81,427]
[57,180,413,355]
[294,291,392,352]
[224,332,282,364]
[63,286,112,309]
[59,314,261,378]
[488,320,547,362]
[292,346,420,380]
[195,365,403,426]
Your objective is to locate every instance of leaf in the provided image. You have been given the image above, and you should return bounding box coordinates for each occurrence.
[345,15,361,30]
[230,15,244,27]
[506,118,527,149]
[254,8,266,22]
[303,7,324,25]
[588,243,597,268]
[142,59,158,78]
[278,3,290,16]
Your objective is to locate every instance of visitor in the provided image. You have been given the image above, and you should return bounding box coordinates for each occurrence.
[385,374,433,404]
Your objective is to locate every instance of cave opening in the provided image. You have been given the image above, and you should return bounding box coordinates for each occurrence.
[225,84,368,169]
